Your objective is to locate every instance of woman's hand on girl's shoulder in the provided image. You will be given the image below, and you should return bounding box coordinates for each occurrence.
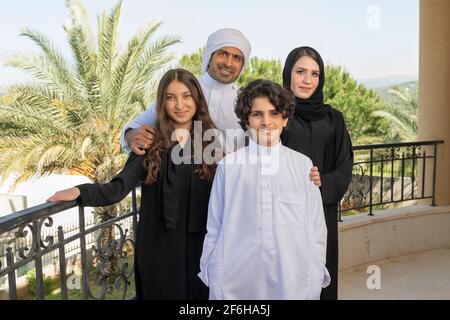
[46,187,80,203]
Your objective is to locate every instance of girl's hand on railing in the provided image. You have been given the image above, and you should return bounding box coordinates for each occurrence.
[310,166,321,187]
[46,187,80,203]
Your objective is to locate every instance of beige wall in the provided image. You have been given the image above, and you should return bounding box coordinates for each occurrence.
[419,0,450,205]
[338,206,450,270]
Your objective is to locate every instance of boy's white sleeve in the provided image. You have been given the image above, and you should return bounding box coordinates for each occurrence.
[198,163,225,286]
[120,101,157,152]
[309,178,331,288]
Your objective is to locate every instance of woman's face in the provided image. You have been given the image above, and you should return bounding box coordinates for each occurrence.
[290,56,320,99]
[164,80,197,130]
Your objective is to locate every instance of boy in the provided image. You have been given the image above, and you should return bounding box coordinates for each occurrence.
[198,79,330,299]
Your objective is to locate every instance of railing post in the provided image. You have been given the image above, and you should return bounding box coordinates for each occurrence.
[57,226,68,300]
[432,143,438,206]
[78,206,90,300]
[380,155,384,204]
[422,150,427,198]
[401,152,405,202]
[369,148,374,216]
[6,247,17,300]
[33,220,45,300]
[391,147,395,203]
[411,145,416,199]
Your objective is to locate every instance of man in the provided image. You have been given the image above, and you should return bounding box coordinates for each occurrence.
[120,28,251,155]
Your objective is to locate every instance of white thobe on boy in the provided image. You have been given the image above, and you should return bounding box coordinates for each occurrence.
[198,138,331,299]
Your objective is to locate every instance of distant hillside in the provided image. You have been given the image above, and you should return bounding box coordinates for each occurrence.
[374,81,418,100]
[360,75,418,89]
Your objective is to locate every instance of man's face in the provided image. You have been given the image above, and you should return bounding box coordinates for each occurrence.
[207,46,244,84]
[248,96,288,147]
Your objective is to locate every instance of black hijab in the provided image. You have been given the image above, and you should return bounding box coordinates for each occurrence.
[282,46,331,121]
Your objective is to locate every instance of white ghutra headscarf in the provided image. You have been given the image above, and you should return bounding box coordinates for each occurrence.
[201,28,251,76]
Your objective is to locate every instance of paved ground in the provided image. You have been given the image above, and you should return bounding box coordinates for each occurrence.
[339,247,450,300]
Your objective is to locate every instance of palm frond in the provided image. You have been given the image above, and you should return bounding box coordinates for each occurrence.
[19,28,78,99]
[109,21,169,110]
[64,0,101,115]
[97,1,121,109]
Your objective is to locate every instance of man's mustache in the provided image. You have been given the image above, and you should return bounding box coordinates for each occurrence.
[218,64,235,73]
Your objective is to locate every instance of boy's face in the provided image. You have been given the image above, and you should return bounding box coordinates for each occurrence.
[248,96,288,147]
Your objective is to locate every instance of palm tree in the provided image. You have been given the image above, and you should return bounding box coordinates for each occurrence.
[0,0,180,294]
[373,86,418,142]
[0,0,180,194]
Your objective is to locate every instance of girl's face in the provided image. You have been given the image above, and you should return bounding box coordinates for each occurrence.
[165,80,197,130]
[248,96,288,147]
[290,56,320,99]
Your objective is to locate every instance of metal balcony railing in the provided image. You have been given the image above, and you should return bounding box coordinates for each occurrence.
[0,189,139,300]
[339,140,444,220]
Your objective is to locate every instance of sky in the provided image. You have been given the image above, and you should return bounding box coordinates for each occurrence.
[0,0,419,88]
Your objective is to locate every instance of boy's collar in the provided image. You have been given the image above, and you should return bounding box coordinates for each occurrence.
[248,136,282,155]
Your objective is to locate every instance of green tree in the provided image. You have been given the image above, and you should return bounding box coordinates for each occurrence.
[178,47,204,77]
[237,57,282,87]
[323,66,390,145]
[372,86,418,142]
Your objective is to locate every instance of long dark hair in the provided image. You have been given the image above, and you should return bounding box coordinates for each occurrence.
[143,69,217,184]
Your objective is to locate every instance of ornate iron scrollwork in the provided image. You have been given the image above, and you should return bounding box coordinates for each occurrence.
[88,223,135,300]
[38,217,55,250]
[342,164,371,209]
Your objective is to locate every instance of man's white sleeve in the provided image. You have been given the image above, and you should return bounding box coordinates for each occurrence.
[120,101,157,152]
[198,163,225,286]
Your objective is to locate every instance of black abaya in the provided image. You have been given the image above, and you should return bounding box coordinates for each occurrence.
[282,46,354,300]
[76,148,210,300]
[282,108,353,300]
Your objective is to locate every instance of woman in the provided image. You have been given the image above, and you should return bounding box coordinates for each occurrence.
[47,69,218,300]
[281,47,354,300]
